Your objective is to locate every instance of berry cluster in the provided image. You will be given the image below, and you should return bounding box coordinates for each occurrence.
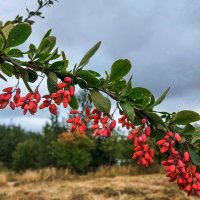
[15,90,41,115]
[158,131,200,196]
[88,108,116,137]
[127,118,154,167]
[67,110,86,134]
[67,107,116,137]
[0,87,14,109]
[118,114,135,129]
[162,153,200,196]
[157,131,181,154]
[39,77,75,115]
[0,87,41,115]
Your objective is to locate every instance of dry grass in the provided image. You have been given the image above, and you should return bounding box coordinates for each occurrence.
[0,174,199,200]
[0,173,7,186]
[14,168,72,183]
[0,166,199,199]
[0,165,161,184]
[87,165,161,178]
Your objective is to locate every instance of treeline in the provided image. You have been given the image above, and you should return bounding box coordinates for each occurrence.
[0,118,134,173]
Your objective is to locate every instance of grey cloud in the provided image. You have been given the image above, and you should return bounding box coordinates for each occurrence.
[0,0,200,131]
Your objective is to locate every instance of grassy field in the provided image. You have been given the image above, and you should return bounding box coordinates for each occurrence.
[0,172,199,200]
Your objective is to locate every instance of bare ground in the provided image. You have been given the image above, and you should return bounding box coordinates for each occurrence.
[0,174,199,200]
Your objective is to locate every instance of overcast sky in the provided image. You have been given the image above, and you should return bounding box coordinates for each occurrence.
[0,0,200,131]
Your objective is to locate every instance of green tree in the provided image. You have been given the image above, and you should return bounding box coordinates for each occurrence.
[0,125,29,168]
[12,138,40,171]
[52,132,94,173]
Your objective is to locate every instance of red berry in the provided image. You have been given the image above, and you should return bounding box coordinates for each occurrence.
[64,77,72,83]
[174,133,181,142]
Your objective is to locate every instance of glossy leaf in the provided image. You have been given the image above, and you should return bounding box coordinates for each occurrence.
[7,48,23,57]
[27,69,38,83]
[44,48,59,62]
[87,70,101,77]
[78,41,101,67]
[37,36,56,58]
[42,29,52,40]
[0,63,14,77]
[77,70,100,86]
[121,76,132,96]
[183,124,195,134]
[2,23,14,38]
[7,23,32,47]
[47,71,57,85]
[147,112,167,129]
[0,35,4,50]
[188,147,200,165]
[48,61,67,72]
[110,59,131,82]
[151,87,170,108]
[47,79,57,94]
[69,95,79,109]
[171,110,200,125]
[90,90,111,113]
[120,101,135,124]
[0,73,7,81]
[23,80,33,93]
[77,78,87,89]
[18,68,29,82]
[128,87,155,106]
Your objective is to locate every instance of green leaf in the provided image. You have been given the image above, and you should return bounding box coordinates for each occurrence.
[128,87,155,106]
[23,80,33,93]
[188,147,200,165]
[121,76,132,96]
[110,59,131,82]
[27,70,38,83]
[0,21,2,30]
[147,112,167,129]
[77,70,100,86]
[0,73,7,81]
[7,48,23,57]
[2,23,14,38]
[18,68,29,82]
[90,90,111,113]
[0,35,4,50]
[10,58,22,66]
[129,87,152,100]
[171,110,200,125]
[42,29,52,40]
[7,23,32,47]
[48,61,67,72]
[28,44,37,60]
[77,78,87,89]
[78,41,101,67]
[142,96,151,108]
[29,43,37,52]
[0,63,14,77]
[151,87,170,108]
[69,95,79,109]
[44,48,59,62]
[183,124,195,134]
[47,79,57,94]
[87,70,101,77]
[61,50,67,61]
[37,36,56,58]
[120,101,135,124]
[47,71,57,85]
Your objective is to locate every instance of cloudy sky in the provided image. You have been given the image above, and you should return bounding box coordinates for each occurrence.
[0,0,200,131]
